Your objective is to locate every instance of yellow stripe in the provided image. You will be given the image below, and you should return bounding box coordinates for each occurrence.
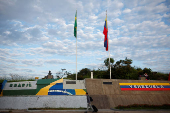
[119,83,170,85]
[50,78,63,85]
[75,89,86,95]
[36,78,63,95]
[105,18,107,28]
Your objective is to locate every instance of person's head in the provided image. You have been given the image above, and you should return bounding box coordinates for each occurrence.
[86,92,88,95]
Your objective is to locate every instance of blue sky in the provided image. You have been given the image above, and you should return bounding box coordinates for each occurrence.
[0,0,170,78]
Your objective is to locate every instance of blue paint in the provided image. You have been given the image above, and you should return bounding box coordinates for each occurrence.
[1,80,7,90]
[48,89,75,95]
[49,83,63,90]
[163,86,170,88]
[120,85,130,88]
[66,89,75,95]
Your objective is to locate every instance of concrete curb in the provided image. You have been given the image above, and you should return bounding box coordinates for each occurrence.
[111,108,170,111]
[26,109,114,112]
[26,110,88,112]
[0,110,9,112]
[0,110,26,112]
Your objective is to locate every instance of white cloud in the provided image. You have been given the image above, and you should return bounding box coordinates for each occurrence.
[89,15,98,20]
[112,18,124,24]
[86,63,105,70]
[45,59,72,64]
[33,5,43,13]
[21,59,43,67]
[40,36,49,41]
[0,48,10,56]
[163,13,170,18]
[0,56,19,63]
[123,8,131,13]
[4,31,11,35]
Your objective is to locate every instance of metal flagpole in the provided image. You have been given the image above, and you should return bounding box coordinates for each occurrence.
[109,38,111,79]
[76,10,77,80]
[76,34,77,80]
[106,10,111,79]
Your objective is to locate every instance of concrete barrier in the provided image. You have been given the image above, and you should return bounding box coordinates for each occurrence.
[3,81,37,96]
[3,81,37,90]
[2,79,86,96]
[63,79,86,89]
[0,96,87,109]
[85,79,170,109]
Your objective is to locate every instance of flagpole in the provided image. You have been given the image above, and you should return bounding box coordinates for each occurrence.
[76,10,77,80]
[109,38,111,79]
[76,35,77,80]
[106,10,111,79]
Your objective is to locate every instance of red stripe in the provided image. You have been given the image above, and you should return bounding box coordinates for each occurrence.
[121,88,170,91]
[103,27,107,36]
[103,26,108,51]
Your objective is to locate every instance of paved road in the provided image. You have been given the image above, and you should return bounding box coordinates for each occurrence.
[1,109,170,113]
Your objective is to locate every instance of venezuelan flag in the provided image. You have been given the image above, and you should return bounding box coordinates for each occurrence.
[103,13,108,51]
[119,83,170,91]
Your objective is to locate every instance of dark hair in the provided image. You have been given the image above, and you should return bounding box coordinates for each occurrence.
[86,92,88,94]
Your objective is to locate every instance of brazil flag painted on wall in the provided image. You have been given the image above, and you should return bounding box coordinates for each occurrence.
[74,11,77,38]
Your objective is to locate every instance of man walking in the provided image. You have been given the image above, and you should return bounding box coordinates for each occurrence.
[85,92,93,113]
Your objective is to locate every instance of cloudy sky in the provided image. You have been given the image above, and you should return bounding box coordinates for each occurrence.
[0,0,170,78]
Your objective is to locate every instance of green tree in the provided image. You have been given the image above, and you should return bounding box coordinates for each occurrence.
[65,74,75,80]
[112,57,133,79]
[136,67,143,76]
[143,68,152,75]
[123,57,132,66]
[104,58,114,68]
[77,68,91,79]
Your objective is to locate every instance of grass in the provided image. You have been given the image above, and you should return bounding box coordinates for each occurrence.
[28,107,87,110]
[115,104,170,110]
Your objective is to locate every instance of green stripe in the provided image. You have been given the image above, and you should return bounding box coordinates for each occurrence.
[83,89,87,92]
[37,79,59,85]
[3,89,36,96]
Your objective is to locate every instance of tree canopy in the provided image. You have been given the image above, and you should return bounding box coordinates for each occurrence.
[104,58,114,67]
[64,57,169,80]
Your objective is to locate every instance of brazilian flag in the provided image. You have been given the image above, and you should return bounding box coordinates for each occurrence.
[74,10,77,38]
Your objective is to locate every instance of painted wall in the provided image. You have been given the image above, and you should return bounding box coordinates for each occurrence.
[2,79,86,96]
[3,90,36,96]
[3,81,37,96]
[0,80,7,96]
[36,79,86,95]
[3,81,37,90]
[0,96,87,109]
[36,79,59,94]
[119,83,170,91]
[85,79,170,109]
